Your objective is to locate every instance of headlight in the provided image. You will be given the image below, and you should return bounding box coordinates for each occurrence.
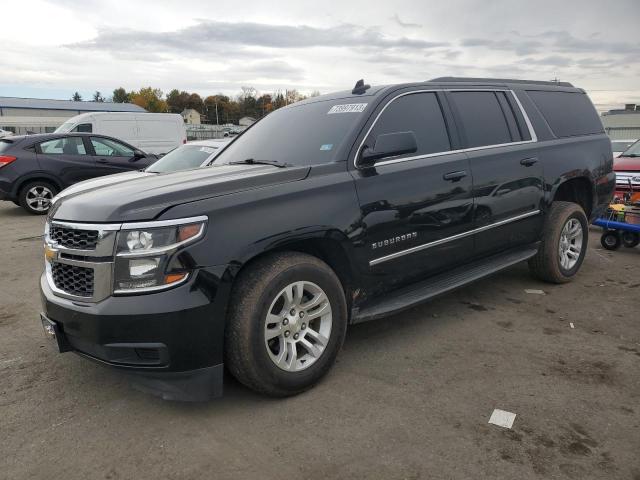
[113,218,206,293]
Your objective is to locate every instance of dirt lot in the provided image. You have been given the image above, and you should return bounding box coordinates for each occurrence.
[0,201,639,480]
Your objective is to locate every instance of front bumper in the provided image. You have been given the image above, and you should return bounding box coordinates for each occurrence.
[40,265,231,401]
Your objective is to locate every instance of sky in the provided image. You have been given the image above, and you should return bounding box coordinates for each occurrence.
[0,0,639,112]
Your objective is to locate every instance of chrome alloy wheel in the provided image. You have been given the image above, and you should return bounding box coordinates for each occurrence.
[26,186,53,212]
[264,281,332,372]
[558,218,583,270]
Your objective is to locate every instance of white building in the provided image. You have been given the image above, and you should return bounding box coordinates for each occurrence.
[601,104,640,140]
[0,97,145,135]
[238,116,257,127]
[181,108,202,125]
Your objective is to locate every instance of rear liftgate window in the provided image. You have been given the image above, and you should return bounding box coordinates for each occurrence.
[526,90,604,138]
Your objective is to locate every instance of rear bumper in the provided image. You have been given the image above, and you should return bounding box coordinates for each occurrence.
[39,265,232,401]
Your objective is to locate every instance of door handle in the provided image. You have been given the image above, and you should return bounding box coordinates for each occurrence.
[443,170,467,182]
[520,157,538,167]
[96,159,109,164]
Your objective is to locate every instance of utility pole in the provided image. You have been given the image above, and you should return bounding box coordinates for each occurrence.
[215,102,219,125]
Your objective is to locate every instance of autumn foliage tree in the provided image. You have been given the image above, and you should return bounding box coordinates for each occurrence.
[130,87,168,113]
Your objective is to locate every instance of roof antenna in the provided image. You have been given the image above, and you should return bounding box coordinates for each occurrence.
[352,79,370,95]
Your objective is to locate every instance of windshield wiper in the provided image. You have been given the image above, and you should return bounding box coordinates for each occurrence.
[228,158,290,168]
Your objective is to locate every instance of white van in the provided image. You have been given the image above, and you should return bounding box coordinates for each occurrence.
[55,112,187,155]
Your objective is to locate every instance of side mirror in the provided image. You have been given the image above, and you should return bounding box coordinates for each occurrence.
[360,131,417,167]
[131,149,146,161]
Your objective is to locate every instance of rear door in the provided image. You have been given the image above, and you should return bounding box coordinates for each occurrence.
[351,90,475,289]
[88,136,148,174]
[35,136,96,186]
[447,90,543,256]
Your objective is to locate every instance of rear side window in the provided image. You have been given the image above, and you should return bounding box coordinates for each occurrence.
[526,91,603,138]
[367,92,451,158]
[39,137,87,155]
[450,91,513,148]
[0,140,14,153]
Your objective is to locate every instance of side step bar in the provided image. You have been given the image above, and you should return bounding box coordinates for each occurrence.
[351,244,539,324]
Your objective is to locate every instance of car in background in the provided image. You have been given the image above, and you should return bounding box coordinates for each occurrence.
[0,128,13,138]
[55,112,187,155]
[0,133,156,214]
[611,139,637,158]
[613,139,640,203]
[51,138,232,205]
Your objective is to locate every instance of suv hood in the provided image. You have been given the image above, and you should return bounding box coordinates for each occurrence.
[51,164,311,222]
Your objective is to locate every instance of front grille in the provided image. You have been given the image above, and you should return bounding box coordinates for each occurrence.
[51,262,94,297]
[615,171,640,190]
[50,226,99,250]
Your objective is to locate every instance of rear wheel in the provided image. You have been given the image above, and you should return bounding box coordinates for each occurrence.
[600,231,621,250]
[528,201,588,283]
[621,231,640,248]
[18,181,56,215]
[225,252,347,397]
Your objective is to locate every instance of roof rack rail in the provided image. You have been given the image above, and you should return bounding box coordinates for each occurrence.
[429,77,574,88]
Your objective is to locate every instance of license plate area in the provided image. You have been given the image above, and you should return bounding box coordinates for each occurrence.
[40,314,72,353]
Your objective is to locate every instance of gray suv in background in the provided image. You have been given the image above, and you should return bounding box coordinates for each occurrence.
[0,133,156,214]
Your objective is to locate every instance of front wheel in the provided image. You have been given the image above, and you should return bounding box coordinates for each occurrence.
[601,231,621,250]
[528,201,588,283]
[225,252,347,397]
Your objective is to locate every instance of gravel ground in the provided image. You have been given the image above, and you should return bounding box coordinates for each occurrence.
[0,201,639,480]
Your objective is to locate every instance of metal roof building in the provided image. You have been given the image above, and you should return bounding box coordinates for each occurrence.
[601,104,640,141]
[0,97,146,135]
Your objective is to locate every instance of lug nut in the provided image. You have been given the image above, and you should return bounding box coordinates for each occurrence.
[290,309,296,316]
[301,323,306,330]
[299,311,305,318]
[283,318,289,326]
[293,333,299,340]
[284,330,290,337]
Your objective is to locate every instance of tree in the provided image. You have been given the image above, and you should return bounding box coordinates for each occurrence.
[112,87,129,103]
[71,92,82,101]
[166,89,190,113]
[129,87,167,113]
[93,91,105,102]
[185,93,204,113]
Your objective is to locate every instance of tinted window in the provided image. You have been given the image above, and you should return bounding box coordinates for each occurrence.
[39,137,87,155]
[214,100,368,166]
[450,91,513,148]
[73,123,92,133]
[0,139,14,153]
[366,92,450,159]
[527,90,603,138]
[148,144,218,173]
[91,137,134,157]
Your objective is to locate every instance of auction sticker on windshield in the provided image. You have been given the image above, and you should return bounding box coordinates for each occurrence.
[327,103,368,114]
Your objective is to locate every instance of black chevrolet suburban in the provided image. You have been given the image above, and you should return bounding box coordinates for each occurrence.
[40,78,615,400]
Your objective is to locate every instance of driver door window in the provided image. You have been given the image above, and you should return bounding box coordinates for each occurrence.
[90,137,134,157]
[365,92,451,161]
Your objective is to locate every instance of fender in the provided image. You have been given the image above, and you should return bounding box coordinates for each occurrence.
[12,171,64,197]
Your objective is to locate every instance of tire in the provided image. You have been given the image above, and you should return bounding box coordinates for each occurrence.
[225,252,348,397]
[600,231,621,250]
[18,180,57,215]
[621,231,640,248]
[528,201,588,283]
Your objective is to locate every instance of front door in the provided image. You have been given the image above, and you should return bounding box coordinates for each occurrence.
[351,91,475,292]
[89,136,147,175]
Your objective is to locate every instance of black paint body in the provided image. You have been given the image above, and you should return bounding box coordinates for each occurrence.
[40,79,615,399]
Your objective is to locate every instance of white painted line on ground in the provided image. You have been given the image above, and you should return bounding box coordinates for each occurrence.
[488,409,516,429]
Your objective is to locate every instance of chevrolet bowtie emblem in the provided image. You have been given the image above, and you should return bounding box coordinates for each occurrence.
[44,245,57,262]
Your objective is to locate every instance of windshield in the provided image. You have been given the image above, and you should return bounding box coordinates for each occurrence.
[213,99,369,166]
[55,121,75,133]
[147,144,219,173]
[620,140,640,157]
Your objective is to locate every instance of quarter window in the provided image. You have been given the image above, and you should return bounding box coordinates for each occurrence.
[72,123,92,133]
[39,137,87,155]
[365,92,451,160]
[90,137,134,157]
[450,91,514,148]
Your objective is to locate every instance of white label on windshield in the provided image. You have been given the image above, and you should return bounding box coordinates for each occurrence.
[327,103,368,114]
[199,147,216,153]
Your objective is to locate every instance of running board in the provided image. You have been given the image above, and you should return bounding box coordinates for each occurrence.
[351,245,539,324]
